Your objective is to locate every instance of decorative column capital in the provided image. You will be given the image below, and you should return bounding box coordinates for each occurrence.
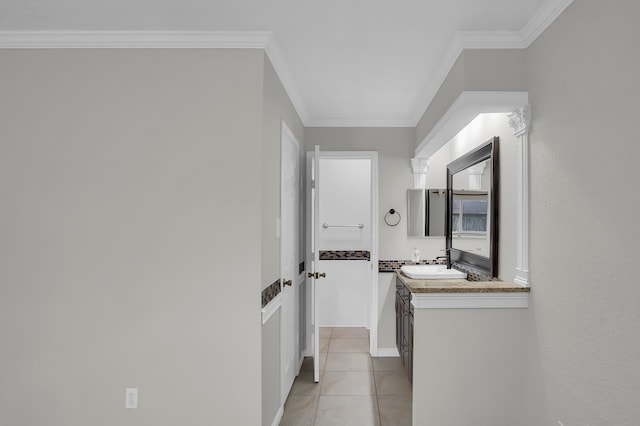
[467,162,487,176]
[410,158,430,174]
[508,105,532,137]
[467,162,487,190]
[410,158,430,189]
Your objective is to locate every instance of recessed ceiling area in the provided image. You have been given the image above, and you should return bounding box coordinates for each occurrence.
[0,0,572,126]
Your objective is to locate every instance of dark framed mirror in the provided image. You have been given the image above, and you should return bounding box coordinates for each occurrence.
[446,137,499,277]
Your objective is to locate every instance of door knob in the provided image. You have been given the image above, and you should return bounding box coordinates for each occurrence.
[283,279,293,287]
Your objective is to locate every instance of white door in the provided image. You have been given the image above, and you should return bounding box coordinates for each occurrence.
[306,146,322,383]
[280,123,300,402]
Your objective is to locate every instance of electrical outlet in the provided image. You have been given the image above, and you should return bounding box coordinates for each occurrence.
[125,388,138,409]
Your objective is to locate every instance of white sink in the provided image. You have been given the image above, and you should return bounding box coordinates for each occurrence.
[401,264,467,280]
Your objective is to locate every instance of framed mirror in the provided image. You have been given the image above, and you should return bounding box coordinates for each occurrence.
[446,137,499,277]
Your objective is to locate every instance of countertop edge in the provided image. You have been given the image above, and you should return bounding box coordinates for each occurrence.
[395,270,531,294]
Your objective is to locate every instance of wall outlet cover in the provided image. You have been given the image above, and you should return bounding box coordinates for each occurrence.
[125,388,138,409]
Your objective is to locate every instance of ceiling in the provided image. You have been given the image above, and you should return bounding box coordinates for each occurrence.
[0,0,571,127]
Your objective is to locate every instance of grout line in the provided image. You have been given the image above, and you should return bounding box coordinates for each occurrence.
[370,335,383,426]
[312,328,330,426]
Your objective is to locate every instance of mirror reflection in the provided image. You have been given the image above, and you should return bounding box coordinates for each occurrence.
[451,158,491,256]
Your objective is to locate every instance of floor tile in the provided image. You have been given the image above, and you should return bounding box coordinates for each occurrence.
[373,370,412,395]
[315,395,380,426]
[378,395,412,426]
[318,352,327,372]
[290,371,321,396]
[331,327,369,339]
[319,337,330,353]
[321,371,375,396]
[320,327,332,339]
[325,352,372,372]
[328,338,369,353]
[279,395,318,426]
[371,357,403,372]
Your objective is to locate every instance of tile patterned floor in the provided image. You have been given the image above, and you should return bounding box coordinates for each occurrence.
[280,327,412,426]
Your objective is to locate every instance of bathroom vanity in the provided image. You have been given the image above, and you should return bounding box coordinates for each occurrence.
[394,270,530,425]
[395,271,529,383]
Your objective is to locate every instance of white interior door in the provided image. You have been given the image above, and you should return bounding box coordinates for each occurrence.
[306,145,322,383]
[280,123,300,402]
[312,145,322,383]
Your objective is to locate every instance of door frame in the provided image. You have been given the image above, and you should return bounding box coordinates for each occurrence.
[305,149,379,357]
[280,121,301,404]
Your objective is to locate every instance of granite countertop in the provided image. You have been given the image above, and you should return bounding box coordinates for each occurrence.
[396,270,531,294]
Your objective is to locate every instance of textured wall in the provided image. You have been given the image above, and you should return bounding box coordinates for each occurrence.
[0,49,265,426]
[524,1,640,424]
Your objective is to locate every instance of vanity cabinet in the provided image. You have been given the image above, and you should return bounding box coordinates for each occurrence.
[395,277,413,384]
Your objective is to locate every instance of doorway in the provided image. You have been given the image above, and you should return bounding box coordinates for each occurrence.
[306,149,379,380]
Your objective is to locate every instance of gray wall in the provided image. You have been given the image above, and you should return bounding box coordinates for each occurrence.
[524,1,640,424]
[261,311,281,426]
[261,55,304,425]
[414,0,640,424]
[416,49,526,144]
[0,49,265,426]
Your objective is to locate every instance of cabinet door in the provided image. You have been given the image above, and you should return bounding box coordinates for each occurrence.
[401,300,410,368]
[395,290,402,354]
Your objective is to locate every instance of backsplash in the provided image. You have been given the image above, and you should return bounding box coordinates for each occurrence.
[261,279,281,308]
[451,262,494,282]
[320,250,370,261]
[378,258,446,273]
[378,258,492,281]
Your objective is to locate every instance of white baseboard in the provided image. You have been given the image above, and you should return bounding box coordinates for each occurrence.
[374,347,400,357]
[270,405,284,426]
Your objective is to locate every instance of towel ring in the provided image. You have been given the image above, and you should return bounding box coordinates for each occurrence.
[384,209,401,226]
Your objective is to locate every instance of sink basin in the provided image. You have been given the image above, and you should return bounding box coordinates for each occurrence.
[400,264,467,280]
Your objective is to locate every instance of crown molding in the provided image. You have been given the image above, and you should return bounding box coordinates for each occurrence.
[306,117,416,128]
[457,0,574,50]
[0,0,573,127]
[520,0,574,46]
[0,30,311,124]
[0,30,272,48]
[263,37,310,125]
